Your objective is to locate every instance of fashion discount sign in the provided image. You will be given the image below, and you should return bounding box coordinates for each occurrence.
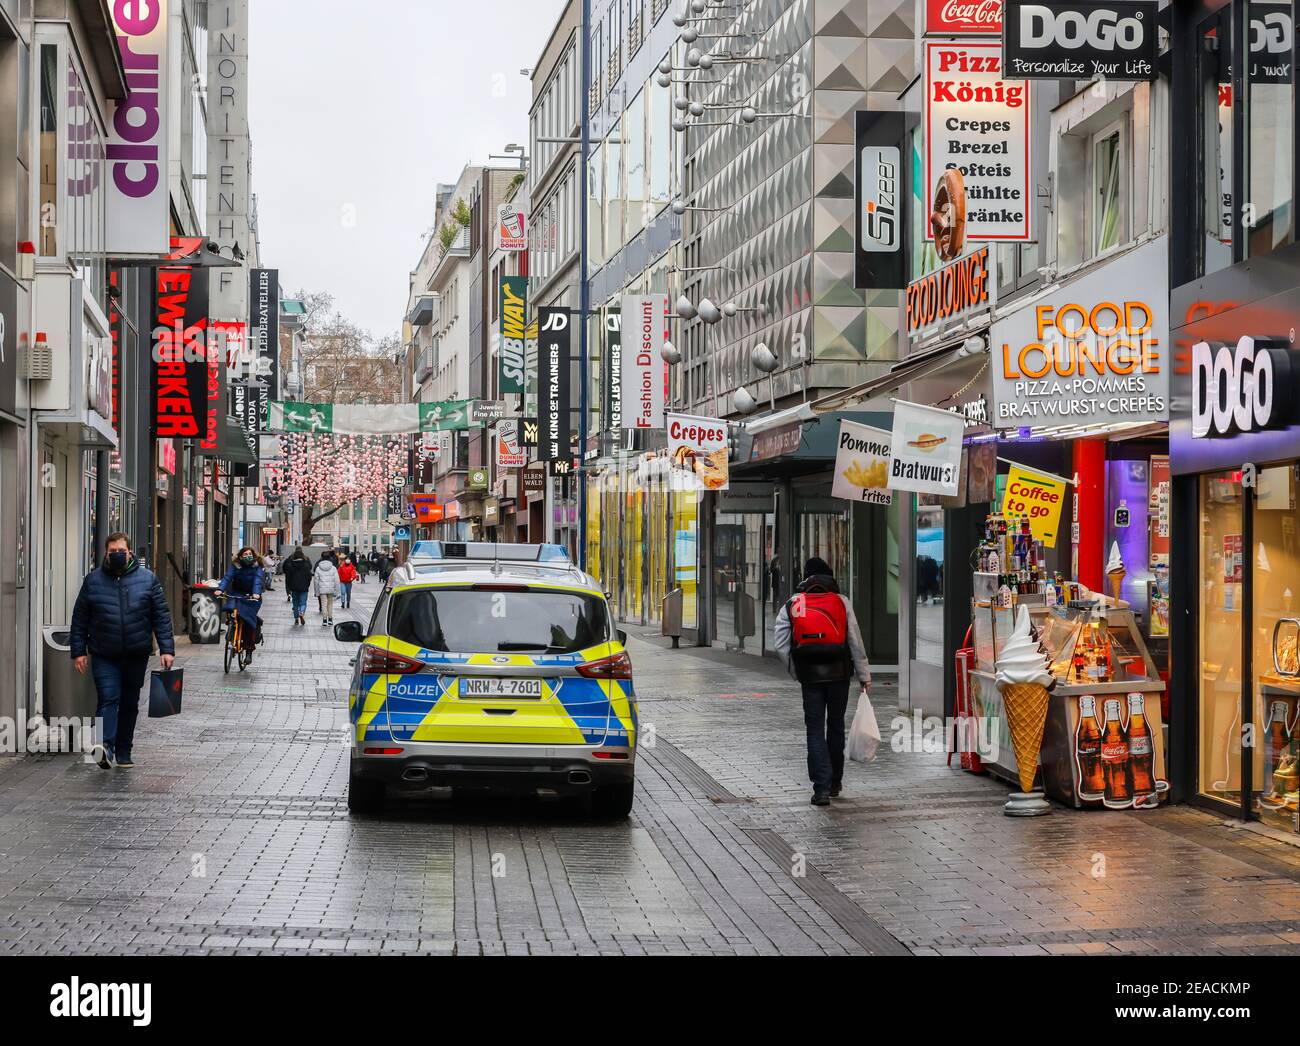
[620,294,667,430]
[990,237,1169,428]
[925,42,1032,243]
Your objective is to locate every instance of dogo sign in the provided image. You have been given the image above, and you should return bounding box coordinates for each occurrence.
[1191,336,1294,437]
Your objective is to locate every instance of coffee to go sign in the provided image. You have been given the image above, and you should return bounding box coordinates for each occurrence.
[990,237,1170,428]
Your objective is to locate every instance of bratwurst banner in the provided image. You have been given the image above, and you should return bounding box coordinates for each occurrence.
[989,236,1169,428]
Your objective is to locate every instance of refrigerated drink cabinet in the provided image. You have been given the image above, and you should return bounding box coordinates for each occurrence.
[968,586,1169,809]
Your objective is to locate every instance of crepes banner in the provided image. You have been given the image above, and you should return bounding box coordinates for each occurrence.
[268,400,476,434]
[666,412,729,491]
[1001,462,1068,547]
[832,421,893,505]
[888,400,966,496]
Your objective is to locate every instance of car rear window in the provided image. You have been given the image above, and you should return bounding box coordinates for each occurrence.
[388,586,611,654]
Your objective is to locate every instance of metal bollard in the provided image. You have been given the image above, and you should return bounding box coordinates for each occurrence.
[661,588,684,649]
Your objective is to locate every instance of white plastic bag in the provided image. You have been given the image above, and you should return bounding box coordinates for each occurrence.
[847,688,881,763]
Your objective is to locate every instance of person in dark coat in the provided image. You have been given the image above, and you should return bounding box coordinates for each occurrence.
[215,547,265,655]
[69,532,176,770]
[283,547,313,626]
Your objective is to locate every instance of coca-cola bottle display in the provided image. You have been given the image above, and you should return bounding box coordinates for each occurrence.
[1100,698,1132,809]
[1127,693,1156,802]
[1075,695,1106,802]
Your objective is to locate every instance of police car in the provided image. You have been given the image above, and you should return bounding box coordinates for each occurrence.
[333,542,637,817]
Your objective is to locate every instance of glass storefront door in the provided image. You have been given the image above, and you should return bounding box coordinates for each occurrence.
[714,510,773,653]
[1198,471,1244,808]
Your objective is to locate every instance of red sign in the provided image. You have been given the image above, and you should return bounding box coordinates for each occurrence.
[109,270,123,470]
[152,267,211,439]
[925,0,1003,34]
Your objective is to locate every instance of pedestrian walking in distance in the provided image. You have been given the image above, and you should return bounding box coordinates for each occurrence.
[69,532,176,770]
[337,555,357,609]
[314,552,340,626]
[356,553,369,585]
[283,547,313,626]
[774,557,872,806]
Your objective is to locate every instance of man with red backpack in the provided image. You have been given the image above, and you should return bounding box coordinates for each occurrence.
[774,557,872,806]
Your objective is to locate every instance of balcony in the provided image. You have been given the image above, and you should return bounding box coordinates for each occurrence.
[415,345,436,386]
[407,294,437,328]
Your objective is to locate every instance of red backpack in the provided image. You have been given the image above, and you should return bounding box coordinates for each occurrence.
[788,589,852,682]
[790,591,848,647]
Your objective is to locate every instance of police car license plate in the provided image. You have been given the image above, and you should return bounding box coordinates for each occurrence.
[459,677,542,698]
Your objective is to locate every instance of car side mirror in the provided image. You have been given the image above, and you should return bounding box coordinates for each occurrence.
[334,621,364,643]
[617,629,628,646]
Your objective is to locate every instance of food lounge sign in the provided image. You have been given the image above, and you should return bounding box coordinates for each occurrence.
[990,237,1169,428]
[906,244,994,338]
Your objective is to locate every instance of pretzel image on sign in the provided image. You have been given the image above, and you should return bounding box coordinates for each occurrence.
[930,168,967,261]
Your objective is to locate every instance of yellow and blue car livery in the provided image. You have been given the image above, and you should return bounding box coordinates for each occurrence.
[341,542,637,802]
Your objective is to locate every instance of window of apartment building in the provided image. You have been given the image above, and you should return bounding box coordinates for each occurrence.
[1187,1,1294,280]
[626,89,648,235]
[606,120,624,254]
[588,143,606,269]
[1093,122,1126,255]
[649,74,672,209]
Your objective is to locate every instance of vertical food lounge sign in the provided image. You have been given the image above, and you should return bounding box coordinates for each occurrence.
[152,267,212,440]
[925,40,1032,244]
[106,0,170,256]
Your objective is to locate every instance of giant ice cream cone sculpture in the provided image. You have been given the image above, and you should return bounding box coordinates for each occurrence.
[1106,541,1126,603]
[996,605,1056,795]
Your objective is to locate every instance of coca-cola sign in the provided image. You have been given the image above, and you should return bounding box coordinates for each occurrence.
[927,0,1004,35]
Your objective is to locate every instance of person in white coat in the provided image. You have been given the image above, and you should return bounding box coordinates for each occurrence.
[313,553,340,626]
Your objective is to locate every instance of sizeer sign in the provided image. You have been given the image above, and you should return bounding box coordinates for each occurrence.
[1002,0,1159,81]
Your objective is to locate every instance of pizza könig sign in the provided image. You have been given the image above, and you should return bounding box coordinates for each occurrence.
[925,41,1032,244]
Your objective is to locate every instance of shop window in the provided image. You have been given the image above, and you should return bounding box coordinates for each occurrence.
[38,43,56,257]
[913,498,945,666]
[1244,0,1294,258]
[1198,10,1235,277]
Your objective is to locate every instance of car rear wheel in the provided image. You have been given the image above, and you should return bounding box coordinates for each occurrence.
[348,776,385,814]
[591,780,634,819]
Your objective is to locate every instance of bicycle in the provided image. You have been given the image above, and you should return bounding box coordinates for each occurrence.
[218,593,261,673]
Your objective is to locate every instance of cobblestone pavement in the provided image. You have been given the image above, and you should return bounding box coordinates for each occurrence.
[4,582,1300,956]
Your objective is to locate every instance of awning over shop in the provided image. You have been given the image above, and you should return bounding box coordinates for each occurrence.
[810,339,985,416]
[196,416,257,467]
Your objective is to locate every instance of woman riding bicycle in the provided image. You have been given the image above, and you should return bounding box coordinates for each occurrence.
[215,547,265,660]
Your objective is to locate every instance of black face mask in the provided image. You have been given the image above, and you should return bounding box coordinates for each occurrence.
[106,551,130,574]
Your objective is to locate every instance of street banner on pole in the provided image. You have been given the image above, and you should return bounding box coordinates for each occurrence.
[888,400,966,496]
[831,421,893,504]
[666,413,730,491]
[498,275,527,395]
[539,306,572,461]
[604,310,622,431]
[268,400,477,434]
[250,268,279,413]
[620,294,667,429]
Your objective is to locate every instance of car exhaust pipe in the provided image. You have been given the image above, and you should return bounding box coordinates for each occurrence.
[402,766,429,783]
[568,769,591,785]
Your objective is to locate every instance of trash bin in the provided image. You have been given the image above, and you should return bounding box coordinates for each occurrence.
[662,588,684,648]
[41,626,98,726]
[189,584,222,644]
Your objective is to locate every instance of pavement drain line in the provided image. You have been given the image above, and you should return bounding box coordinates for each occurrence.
[741,827,911,956]
[643,739,747,803]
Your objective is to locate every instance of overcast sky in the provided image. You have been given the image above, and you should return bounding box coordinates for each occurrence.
[248,0,564,341]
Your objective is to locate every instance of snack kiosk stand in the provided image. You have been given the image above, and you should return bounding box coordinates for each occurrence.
[968,570,1170,809]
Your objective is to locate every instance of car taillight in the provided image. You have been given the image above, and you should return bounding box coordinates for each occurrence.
[576,650,633,680]
[360,645,424,674]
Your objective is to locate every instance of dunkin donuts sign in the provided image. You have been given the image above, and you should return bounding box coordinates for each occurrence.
[926,0,1004,35]
[106,0,170,256]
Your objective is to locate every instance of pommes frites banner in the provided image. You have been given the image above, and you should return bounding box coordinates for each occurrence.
[832,421,893,505]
